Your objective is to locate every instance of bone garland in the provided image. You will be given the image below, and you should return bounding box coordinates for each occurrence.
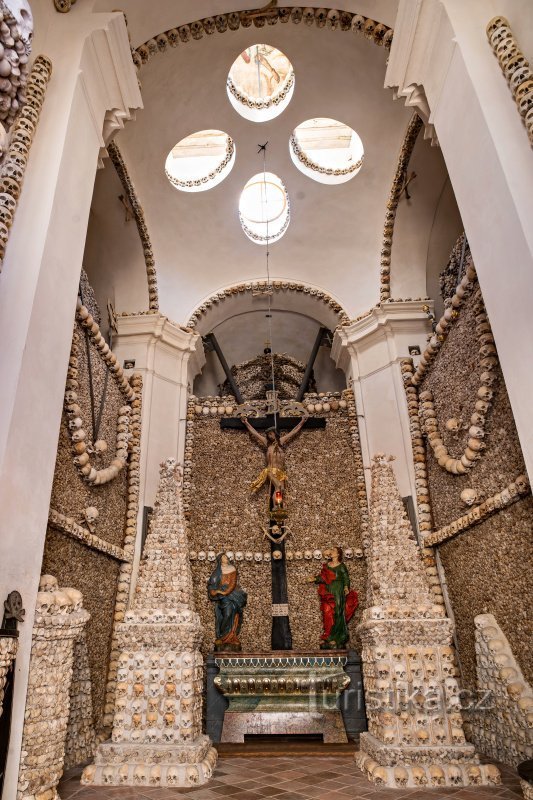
[290,132,364,177]
[166,136,234,191]
[423,475,531,547]
[227,70,294,111]
[0,636,17,719]
[0,55,52,271]
[16,575,90,800]
[411,262,478,386]
[186,281,350,328]
[418,286,501,476]
[439,233,470,304]
[66,306,136,486]
[468,613,533,766]
[399,358,445,606]
[486,17,533,146]
[355,456,499,788]
[183,396,195,519]
[133,9,393,71]
[379,113,423,302]
[189,546,364,562]
[48,508,130,561]
[345,388,370,552]
[83,459,217,788]
[107,141,159,312]
[102,371,142,733]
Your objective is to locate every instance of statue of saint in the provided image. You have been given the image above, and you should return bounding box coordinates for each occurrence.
[308,547,358,649]
[207,554,247,652]
[242,414,308,506]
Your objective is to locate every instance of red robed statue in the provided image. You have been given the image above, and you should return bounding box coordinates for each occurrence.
[308,547,358,649]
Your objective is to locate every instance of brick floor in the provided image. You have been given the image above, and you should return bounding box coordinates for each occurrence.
[58,757,523,800]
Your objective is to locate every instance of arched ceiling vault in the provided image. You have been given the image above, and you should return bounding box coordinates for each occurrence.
[83,1,462,348]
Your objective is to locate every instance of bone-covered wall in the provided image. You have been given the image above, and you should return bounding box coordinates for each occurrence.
[186,391,367,654]
[416,255,532,691]
[41,273,139,745]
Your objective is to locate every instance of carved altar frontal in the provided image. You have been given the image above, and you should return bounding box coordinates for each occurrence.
[214,651,350,743]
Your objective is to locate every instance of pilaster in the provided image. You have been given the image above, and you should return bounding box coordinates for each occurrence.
[332,302,432,499]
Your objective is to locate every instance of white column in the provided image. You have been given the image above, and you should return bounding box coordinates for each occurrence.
[0,10,141,796]
[386,0,533,480]
[112,313,205,506]
[332,302,432,499]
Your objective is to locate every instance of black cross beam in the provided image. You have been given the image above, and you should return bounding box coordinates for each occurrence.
[220,415,325,431]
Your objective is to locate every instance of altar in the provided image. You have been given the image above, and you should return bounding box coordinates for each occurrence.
[205,650,366,744]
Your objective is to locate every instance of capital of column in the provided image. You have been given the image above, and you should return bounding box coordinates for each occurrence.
[332,301,433,378]
[114,313,206,386]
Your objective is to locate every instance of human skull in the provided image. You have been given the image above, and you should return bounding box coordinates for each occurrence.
[445,417,461,433]
[245,551,253,561]
[272,549,282,560]
[429,765,445,786]
[460,488,478,507]
[197,551,206,561]
[304,550,312,560]
[39,574,58,592]
[207,550,216,562]
[285,551,293,561]
[516,474,529,493]
[254,552,262,562]
[235,551,244,561]
[313,549,322,560]
[84,506,99,531]
[354,548,364,559]
[412,766,427,786]
[344,548,353,559]
[189,551,197,561]
[394,766,408,787]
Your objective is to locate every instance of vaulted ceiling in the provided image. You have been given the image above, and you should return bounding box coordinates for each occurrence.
[83,1,462,366]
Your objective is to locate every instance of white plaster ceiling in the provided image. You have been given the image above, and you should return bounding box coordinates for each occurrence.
[88,16,416,323]
[83,1,462,380]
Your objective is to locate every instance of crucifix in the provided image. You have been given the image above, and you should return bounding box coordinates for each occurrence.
[206,329,328,650]
[221,386,325,650]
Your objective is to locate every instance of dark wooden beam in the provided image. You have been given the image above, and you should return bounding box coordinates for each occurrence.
[296,326,328,402]
[204,333,244,405]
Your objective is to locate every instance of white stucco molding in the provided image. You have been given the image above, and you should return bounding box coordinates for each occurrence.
[332,301,433,376]
[114,313,206,385]
[385,0,452,145]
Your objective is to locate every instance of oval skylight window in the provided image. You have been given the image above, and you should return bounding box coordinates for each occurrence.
[165,129,235,192]
[289,118,364,185]
[227,44,295,122]
[239,172,290,245]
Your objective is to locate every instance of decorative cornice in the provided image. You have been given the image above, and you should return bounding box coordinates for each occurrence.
[132,7,393,71]
[0,55,52,272]
[486,16,533,147]
[379,113,423,302]
[107,141,159,311]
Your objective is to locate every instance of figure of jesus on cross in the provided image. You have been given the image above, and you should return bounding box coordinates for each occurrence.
[241,412,309,511]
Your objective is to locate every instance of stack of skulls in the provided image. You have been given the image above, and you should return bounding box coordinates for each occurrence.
[64,632,96,770]
[355,456,500,788]
[0,0,33,134]
[16,575,90,800]
[82,459,217,788]
[0,635,17,717]
[467,613,532,768]
[0,53,52,269]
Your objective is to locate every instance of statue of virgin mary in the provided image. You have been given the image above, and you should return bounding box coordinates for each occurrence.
[207,554,247,652]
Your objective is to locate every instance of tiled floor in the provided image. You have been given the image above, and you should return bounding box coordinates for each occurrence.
[58,757,523,800]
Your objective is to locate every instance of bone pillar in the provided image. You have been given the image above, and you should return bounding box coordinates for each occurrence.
[82,459,217,789]
[332,301,432,500]
[355,456,500,788]
[16,577,90,800]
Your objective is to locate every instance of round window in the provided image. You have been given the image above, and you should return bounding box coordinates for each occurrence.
[165,129,235,192]
[227,44,295,122]
[239,172,290,244]
[290,118,364,184]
